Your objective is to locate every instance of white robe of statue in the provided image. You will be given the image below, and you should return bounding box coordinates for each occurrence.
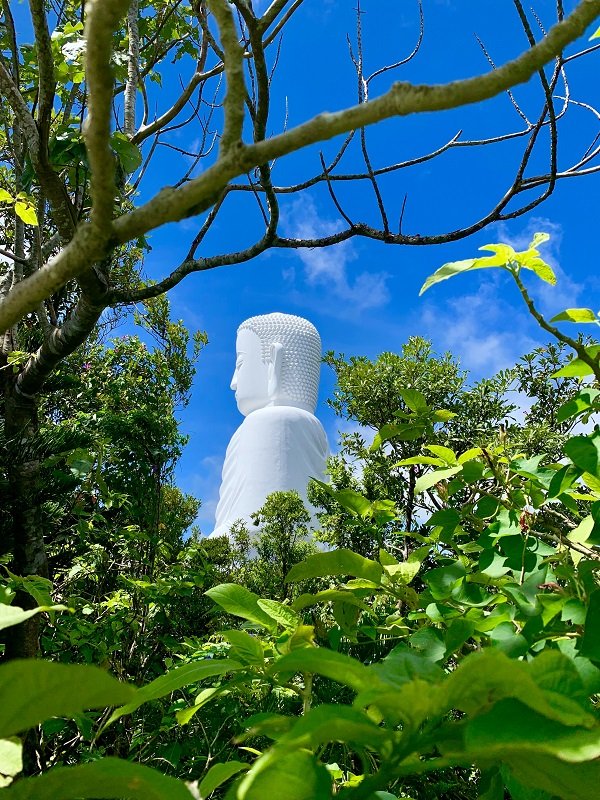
[210,313,329,539]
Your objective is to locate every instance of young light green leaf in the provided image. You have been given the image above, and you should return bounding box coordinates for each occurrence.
[0,604,68,631]
[394,456,445,467]
[0,661,134,738]
[425,445,458,465]
[557,389,600,423]
[420,255,510,295]
[529,232,550,249]
[286,549,383,584]
[175,687,224,726]
[0,189,13,203]
[517,251,556,285]
[591,24,600,39]
[479,243,516,260]
[14,201,38,226]
[552,345,600,378]
[1,757,195,799]
[199,761,250,798]
[414,466,462,495]
[550,308,598,324]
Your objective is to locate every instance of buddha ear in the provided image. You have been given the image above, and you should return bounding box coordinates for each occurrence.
[267,342,283,399]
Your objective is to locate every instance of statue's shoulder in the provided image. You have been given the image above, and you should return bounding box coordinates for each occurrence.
[242,405,320,429]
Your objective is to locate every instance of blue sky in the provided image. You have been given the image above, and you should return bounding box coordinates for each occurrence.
[138,1,599,533]
[13,1,600,532]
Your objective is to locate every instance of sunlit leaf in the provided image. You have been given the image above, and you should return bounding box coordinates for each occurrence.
[551,308,598,324]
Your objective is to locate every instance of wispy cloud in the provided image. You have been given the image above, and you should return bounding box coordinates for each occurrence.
[282,196,390,312]
[420,273,539,376]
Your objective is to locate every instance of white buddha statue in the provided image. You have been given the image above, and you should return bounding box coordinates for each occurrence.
[210,313,329,539]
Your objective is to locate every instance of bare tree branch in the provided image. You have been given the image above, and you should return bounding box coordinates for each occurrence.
[1,0,599,334]
[208,0,246,154]
[84,0,131,233]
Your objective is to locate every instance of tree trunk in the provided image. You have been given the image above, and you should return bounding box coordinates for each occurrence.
[3,383,48,661]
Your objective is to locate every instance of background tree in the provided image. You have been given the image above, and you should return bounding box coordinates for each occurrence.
[1,0,600,661]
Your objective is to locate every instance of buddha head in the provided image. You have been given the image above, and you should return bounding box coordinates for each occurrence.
[230,312,322,416]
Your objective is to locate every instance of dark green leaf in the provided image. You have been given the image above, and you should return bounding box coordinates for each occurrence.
[199,762,249,798]
[205,584,276,629]
[565,433,600,476]
[0,661,134,738]
[104,659,241,729]
[1,758,194,799]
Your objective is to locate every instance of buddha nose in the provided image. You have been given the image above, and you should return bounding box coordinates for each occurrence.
[230,371,237,391]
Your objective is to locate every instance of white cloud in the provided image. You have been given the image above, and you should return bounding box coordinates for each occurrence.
[282,196,390,312]
[420,275,539,376]
[184,453,224,535]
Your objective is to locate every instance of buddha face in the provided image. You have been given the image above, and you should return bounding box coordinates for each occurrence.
[230,328,273,416]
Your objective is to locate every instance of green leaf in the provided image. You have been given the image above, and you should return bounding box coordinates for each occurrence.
[425,444,458,464]
[0,661,134,738]
[286,549,383,584]
[14,201,38,226]
[427,508,461,528]
[552,346,600,378]
[517,252,556,285]
[310,480,371,516]
[463,698,600,759]
[424,560,466,600]
[270,648,370,693]
[205,584,276,629]
[1,757,194,799]
[256,599,301,630]
[0,603,68,631]
[579,590,600,662]
[550,308,598,324]
[176,687,224,726]
[237,750,331,800]
[104,659,241,729]
[400,388,429,412]
[507,753,600,800]
[447,650,593,727]
[395,456,445,467]
[371,422,425,450]
[199,761,250,798]
[334,488,372,517]
[111,132,143,173]
[220,630,264,665]
[414,466,462,495]
[565,433,600,476]
[0,189,13,203]
[557,390,600,423]
[591,24,600,40]
[419,254,509,295]
[291,589,369,612]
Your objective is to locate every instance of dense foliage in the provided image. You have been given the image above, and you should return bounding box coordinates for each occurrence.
[1,234,600,800]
